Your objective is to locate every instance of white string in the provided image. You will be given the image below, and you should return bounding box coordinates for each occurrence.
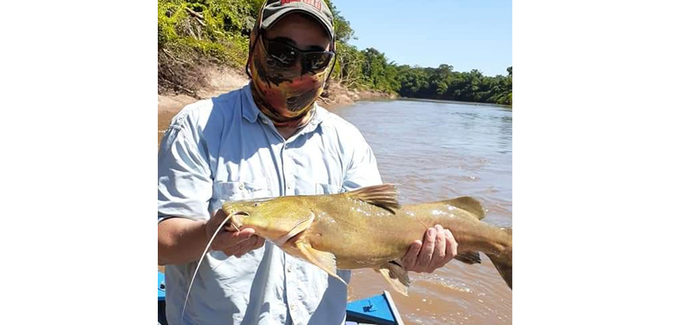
[180,214,233,323]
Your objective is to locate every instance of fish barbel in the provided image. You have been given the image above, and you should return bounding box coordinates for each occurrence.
[221,183,512,295]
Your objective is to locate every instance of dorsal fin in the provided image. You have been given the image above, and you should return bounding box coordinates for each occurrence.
[345,184,400,213]
[443,196,485,220]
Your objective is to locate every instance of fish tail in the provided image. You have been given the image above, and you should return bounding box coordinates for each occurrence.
[486,227,512,289]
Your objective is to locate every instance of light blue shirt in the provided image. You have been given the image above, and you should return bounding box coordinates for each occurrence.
[158,84,382,325]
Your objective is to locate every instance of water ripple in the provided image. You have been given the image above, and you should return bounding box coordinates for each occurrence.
[335,100,512,325]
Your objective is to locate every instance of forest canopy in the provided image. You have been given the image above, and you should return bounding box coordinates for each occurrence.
[158,0,512,105]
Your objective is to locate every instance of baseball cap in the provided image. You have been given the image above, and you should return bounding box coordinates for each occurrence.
[258,0,335,41]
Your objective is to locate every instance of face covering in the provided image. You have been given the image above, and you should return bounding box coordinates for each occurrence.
[246,28,333,128]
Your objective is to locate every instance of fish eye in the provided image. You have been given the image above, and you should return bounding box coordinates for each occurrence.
[250,197,273,207]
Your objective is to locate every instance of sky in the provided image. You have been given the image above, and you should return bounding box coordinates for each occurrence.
[332,0,512,76]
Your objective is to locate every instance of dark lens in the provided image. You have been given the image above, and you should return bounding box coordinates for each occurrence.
[265,40,297,67]
[304,52,334,71]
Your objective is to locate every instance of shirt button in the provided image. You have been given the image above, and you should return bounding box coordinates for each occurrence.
[262,119,268,125]
[238,183,244,190]
[287,265,292,273]
[290,303,296,311]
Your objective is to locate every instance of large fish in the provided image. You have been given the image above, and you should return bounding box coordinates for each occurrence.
[182,184,512,318]
[216,183,512,295]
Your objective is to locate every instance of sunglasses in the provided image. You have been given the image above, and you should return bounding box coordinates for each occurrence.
[261,37,335,72]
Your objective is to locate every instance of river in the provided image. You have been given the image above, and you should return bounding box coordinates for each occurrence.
[334,99,512,325]
[157,97,512,324]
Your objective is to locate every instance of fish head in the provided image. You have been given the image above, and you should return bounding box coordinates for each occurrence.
[222,196,315,246]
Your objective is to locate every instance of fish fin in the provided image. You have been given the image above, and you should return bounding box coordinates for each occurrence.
[487,227,512,289]
[501,227,512,235]
[443,196,486,220]
[455,251,482,264]
[275,212,315,246]
[346,184,400,213]
[487,252,512,289]
[295,240,347,285]
[376,261,410,296]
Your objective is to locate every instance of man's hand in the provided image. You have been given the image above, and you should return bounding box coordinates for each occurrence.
[206,209,265,257]
[401,225,458,273]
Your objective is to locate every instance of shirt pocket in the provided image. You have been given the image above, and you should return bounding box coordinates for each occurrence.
[215,180,272,202]
[314,182,342,195]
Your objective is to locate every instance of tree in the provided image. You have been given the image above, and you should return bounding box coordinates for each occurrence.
[324,0,354,43]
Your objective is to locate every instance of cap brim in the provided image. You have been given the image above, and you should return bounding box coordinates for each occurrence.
[261,7,334,41]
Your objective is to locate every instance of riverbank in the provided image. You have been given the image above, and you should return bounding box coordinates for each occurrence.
[158,65,396,135]
[397,97,512,109]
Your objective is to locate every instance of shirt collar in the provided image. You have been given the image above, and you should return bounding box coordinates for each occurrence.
[242,83,261,123]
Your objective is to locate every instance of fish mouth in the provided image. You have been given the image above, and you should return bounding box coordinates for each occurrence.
[225,211,248,231]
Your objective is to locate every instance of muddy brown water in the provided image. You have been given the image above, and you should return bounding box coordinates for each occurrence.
[157,98,512,324]
[334,99,512,325]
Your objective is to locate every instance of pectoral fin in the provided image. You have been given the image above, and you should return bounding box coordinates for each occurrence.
[275,212,315,246]
[376,261,410,296]
[295,240,346,285]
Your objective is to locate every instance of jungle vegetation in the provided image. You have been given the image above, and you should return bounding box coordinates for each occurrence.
[158,0,512,105]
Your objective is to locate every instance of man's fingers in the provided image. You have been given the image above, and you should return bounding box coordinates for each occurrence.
[232,228,256,238]
[430,224,446,270]
[211,209,229,226]
[414,227,436,271]
[232,237,258,257]
[206,210,263,256]
[212,208,224,218]
[223,229,253,246]
[443,229,458,265]
[229,236,256,256]
[212,228,255,251]
[207,209,234,237]
[403,240,423,270]
[253,236,265,249]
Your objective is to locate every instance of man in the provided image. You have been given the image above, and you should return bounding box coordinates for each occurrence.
[158,1,458,324]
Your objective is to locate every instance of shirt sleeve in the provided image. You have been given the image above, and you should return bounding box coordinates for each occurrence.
[342,132,383,191]
[158,112,213,222]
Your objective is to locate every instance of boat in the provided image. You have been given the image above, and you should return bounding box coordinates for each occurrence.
[158,271,167,325]
[345,289,405,325]
[158,271,404,325]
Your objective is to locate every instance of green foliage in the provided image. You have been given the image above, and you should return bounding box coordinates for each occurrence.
[158,0,260,66]
[324,0,354,43]
[158,0,261,92]
[334,41,366,88]
[157,0,512,105]
[393,65,512,105]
